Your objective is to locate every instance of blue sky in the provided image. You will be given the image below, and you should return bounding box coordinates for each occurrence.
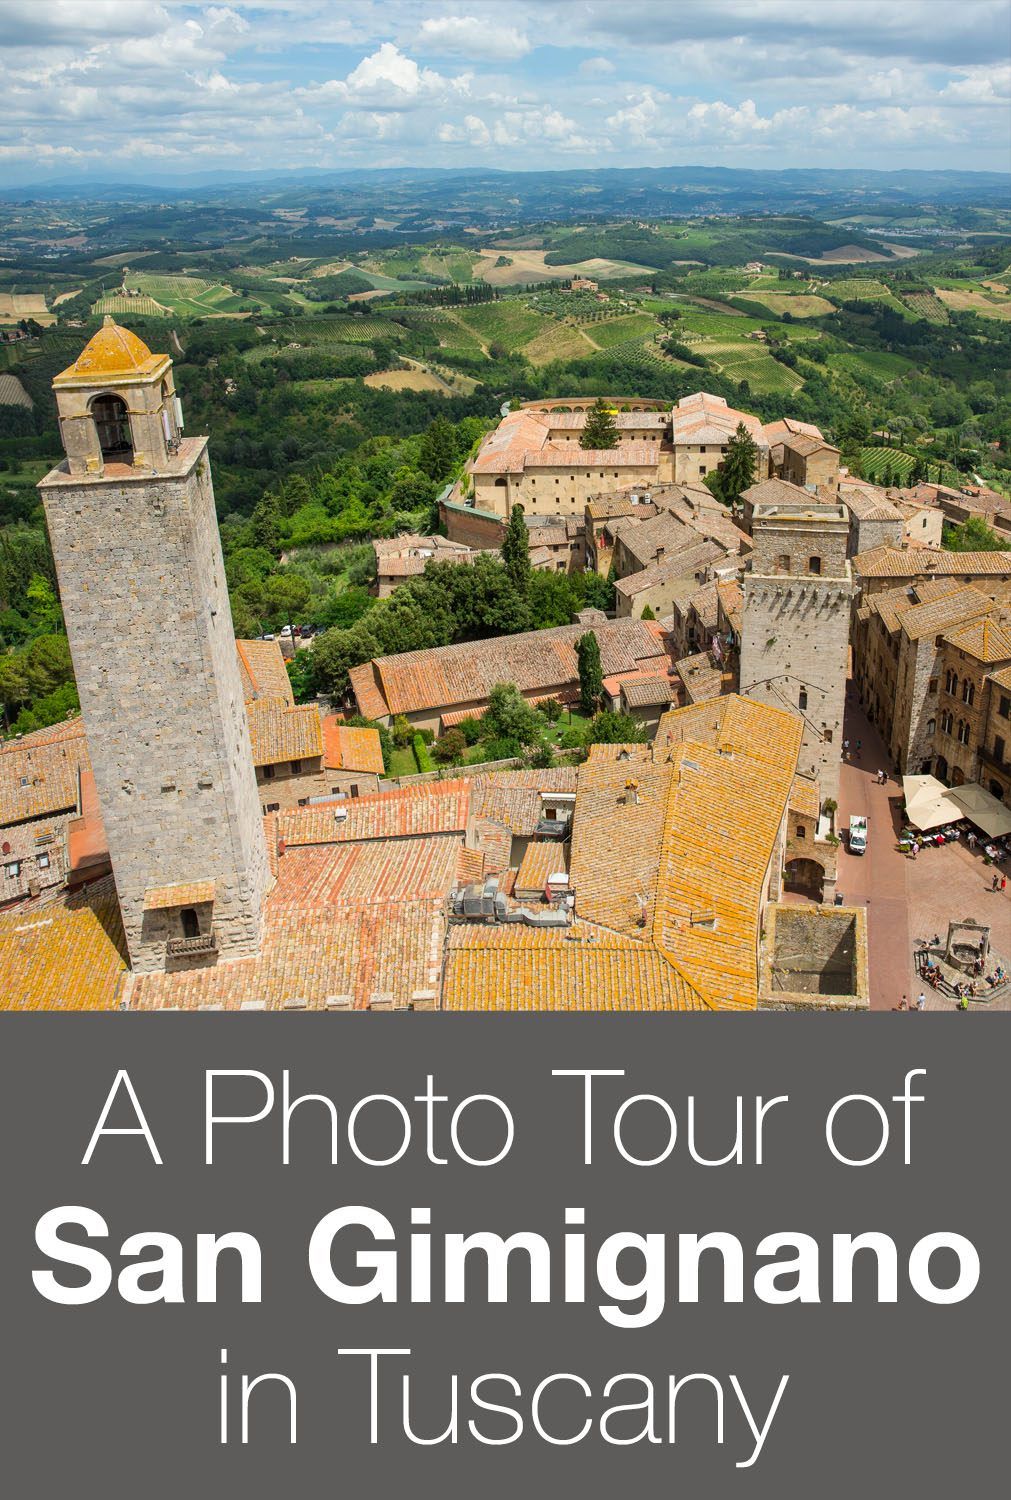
[1,1,1009,183]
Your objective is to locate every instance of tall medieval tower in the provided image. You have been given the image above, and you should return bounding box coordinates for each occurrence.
[739,499,853,807]
[39,318,269,972]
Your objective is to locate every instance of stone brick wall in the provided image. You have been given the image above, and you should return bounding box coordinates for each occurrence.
[40,439,269,971]
[439,500,506,549]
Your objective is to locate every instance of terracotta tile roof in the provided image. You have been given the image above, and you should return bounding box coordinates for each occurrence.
[469,409,667,478]
[246,700,322,767]
[649,696,803,1010]
[840,483,903,521]
[374,534,472,557]
[470,768,578,837]
[279,780,471,847]
[783,433,839,457]
[586,495,659,522]
[527,441,661,470]
[132,899,446,1011]
[614,543,724,599]
[717,578,744,634]
[742,477,816,507]
[548,411,668,431]
[672,393,767,447]
[570,757,673,937]
[686,580,720,629]
[762,417,824,444]
[354,618,667,719]
[0,716,85,751]
[621,676,675,708]
[144,879,216,910]
[0,877,128,1010]
[514,840,568,895]
[456,846,485,885]
[899,587,995,642]
[236,639,294,706]
[675,652,724,703]
[270,836,462,908]
[347,663,390,721]
[613,509,698,568]
[0,733,86,826]
[442,921,709,1012]
[789,777,821,819]
[943,614,1011,664]
[322,719,385,776]
[853,546,1011,580]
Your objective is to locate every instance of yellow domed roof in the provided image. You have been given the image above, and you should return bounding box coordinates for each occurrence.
[54,316,168,386]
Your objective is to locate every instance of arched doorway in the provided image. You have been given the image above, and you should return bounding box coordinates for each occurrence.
[91,393,133,462]
[935,756,949,783]
[784,858,825,902]
[951,766,966,787]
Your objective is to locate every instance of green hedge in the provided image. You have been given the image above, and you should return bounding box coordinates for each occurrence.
[412,731,436,773]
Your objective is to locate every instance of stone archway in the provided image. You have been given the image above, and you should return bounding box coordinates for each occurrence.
[952,766,966,787]
[784,857,826,902]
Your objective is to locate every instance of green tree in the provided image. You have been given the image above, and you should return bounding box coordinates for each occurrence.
[502,503,531,594]
[717,421,759,507]
[576,631,604,715]
[580,397,619,451]
[262,573,312,635]
[285,650,315,703]
[250,490,282,554]
[586,710,649,746]
[482,682,543,746]
[433,728,467,765]
[944,516,1011,553]
[418,417,458,481]
[640,603,656,620]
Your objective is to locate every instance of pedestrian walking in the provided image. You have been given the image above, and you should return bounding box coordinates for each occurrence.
[843,739,850,760]
[992,873,1000,891]
[1001,875,1006,893]
[898,995,908,1011]
[916,993,925,1012]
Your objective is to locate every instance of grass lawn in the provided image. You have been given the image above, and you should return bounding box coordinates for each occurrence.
[388,746,418,778]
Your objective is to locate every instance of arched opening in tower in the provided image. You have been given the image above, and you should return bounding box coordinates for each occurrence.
[91,393,133,463]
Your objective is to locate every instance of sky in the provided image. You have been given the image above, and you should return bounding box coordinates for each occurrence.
[1,0,1009,184]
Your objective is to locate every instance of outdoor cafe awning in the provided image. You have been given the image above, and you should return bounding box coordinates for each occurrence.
[902,774,1011,838]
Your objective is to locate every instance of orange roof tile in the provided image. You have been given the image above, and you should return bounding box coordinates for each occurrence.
[246,701,322,766]
[279,779,471,847]
[322,719,385,776]
[443,921,708,1012]
[236,638,295,706]
[514,840,568,895]
[0,877,128,1010]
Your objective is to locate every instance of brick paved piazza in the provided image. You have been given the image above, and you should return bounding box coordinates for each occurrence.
[834,689,1011,1012]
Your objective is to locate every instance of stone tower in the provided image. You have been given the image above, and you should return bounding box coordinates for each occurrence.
[739,500,853,807]
[39,318,269,971]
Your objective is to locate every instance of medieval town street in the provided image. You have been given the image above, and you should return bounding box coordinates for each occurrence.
[838,693,1011,1012]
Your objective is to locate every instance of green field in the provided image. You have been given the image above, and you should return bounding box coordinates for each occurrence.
[584,314,659,349]
[454,300,550,351]
[109,273,272,317]
[858,446,958,485]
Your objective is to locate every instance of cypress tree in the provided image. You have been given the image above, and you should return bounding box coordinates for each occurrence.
[502,502,531,594]
[580,396,619,451]
[576,631,604,715]
[718,421,759,507]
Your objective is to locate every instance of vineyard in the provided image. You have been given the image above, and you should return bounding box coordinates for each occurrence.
[858,446,958,485]
[900,291,950,323]
[266,316,407,346]
[94,293,165,317]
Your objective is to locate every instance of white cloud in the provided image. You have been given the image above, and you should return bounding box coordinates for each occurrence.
[437,113,492,146]
[606,89,672,143]
[578,56,615,77]
[417,15,531,60]
[315,42,471,110]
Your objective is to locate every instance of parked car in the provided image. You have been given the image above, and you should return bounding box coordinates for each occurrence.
[848,815,868,855]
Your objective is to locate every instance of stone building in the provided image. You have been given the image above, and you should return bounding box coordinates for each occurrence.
[38,318,270,972]
[776,434,841,494]
[349,616,672,733]
[851,580,1011,776]
[852,544,1011,597]
[739,499,853,806]
[373,534,490,598]
[669,392,769,485]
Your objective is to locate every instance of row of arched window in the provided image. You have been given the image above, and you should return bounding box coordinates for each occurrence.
[943,669,975,706]
[938,711,971,745]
